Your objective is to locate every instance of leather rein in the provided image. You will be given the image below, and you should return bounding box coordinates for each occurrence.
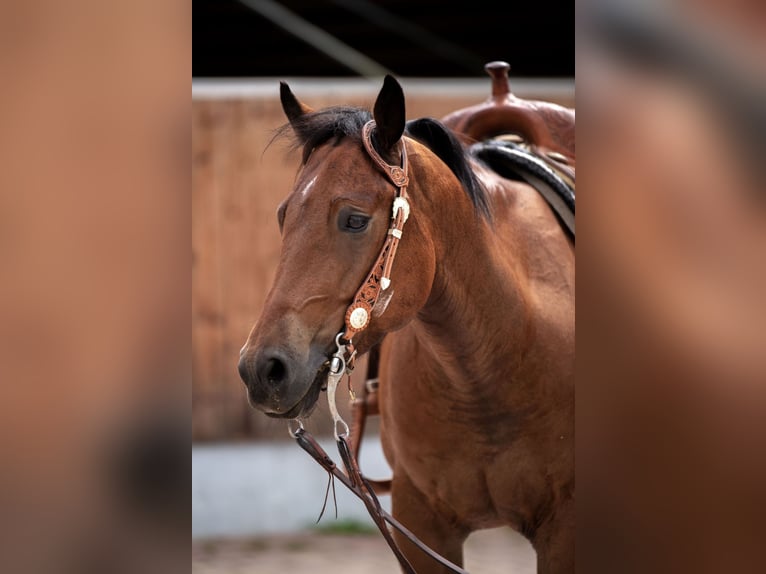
[289,120,469,574]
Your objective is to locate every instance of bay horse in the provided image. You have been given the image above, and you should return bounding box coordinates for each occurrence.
[238,75,574,573]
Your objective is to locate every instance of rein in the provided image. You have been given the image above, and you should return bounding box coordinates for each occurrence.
[290,424,468,574]
[289,120,468,574]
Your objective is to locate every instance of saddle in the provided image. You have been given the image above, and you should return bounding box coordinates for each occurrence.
[472,137,575,237]
[350,61,576,493]
[442,61,576,166]
[451,60,575,237]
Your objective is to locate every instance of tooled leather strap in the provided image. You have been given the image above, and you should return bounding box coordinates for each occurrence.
[342,120,410,343]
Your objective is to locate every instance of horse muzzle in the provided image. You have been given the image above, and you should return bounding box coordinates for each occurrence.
[238,346,325,418]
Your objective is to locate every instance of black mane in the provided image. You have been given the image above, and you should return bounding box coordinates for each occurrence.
[276,107,491,219]
[406,117,491,218]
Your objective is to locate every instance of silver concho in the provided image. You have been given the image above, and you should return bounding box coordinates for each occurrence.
[349,306,369,330]
[392,196,410,223]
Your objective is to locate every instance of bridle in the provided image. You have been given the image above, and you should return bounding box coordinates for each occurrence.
[288,120,468,574]
[321,119,412,440]
[341,120,411,350]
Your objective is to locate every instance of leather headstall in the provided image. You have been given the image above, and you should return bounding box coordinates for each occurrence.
[340,120,411,353]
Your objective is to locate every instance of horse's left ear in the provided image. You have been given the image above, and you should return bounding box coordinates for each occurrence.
[280,82,314,141]
[373,75,406,150]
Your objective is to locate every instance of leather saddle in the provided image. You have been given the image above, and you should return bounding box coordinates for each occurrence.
[443,61,575,238]
[442,61,575,166]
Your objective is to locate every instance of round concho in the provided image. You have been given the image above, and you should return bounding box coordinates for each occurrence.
[347,305,370,331]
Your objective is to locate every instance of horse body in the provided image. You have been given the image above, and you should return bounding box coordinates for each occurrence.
[378,151,574,572]
[238,75,574,573]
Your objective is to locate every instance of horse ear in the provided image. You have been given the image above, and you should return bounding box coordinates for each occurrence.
[280,81,313,128]
[373,75,406,150]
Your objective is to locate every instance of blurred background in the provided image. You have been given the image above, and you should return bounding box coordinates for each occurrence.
[192,1,571,572]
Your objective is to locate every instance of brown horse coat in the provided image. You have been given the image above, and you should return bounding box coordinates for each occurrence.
[239,76,574,573]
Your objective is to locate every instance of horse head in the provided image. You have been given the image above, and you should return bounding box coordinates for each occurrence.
[238,76,436,418]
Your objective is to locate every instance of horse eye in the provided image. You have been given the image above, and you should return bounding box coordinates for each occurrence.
[341,213,370,233]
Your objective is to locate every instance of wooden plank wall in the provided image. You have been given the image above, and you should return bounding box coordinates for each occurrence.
[192,81,573,441]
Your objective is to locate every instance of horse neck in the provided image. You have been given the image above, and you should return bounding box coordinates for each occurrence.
[410,161,534,389]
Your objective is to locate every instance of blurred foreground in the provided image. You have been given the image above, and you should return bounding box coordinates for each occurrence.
[0,1,189,572]
[578,1,766,572]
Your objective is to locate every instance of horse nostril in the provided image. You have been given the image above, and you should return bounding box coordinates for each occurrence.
[257,354,289,386]
[264,357,286,384]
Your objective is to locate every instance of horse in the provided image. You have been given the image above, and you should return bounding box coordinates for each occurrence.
[238,74,575,573]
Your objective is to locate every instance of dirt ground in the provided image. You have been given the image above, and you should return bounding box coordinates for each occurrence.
[192,527,536,574]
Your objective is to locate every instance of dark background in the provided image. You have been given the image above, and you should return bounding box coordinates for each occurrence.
[193,0,574,77]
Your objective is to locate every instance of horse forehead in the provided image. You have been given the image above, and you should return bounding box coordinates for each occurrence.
[296,175,318,200]
[293,144,383,202]
[314,141,369,180]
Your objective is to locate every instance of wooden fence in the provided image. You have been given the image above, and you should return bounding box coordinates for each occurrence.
[192,79,573,441]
